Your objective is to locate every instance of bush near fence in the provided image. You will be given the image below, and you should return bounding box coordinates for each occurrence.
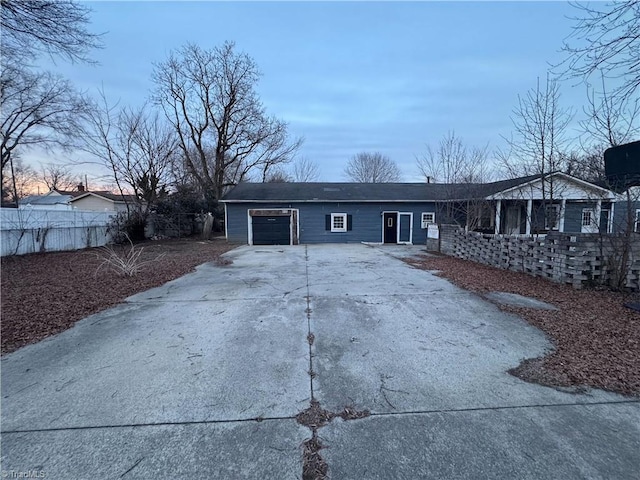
[438,224,640,290]
[146,213,207,238]
[0,208,116,256]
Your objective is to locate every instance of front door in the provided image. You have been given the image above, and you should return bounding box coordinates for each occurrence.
[505,205,521,234]
[581,208,598,233]
[383,212,397,243]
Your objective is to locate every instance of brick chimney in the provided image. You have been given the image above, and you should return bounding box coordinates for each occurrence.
[77,183,85,192]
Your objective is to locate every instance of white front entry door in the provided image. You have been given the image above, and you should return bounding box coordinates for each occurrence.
[581,208,598,233]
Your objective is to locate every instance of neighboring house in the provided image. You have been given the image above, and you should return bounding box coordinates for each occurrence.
[69,191,137,213]
[221,173,620,245]
[18,188,137,213]
[18,190,76,210]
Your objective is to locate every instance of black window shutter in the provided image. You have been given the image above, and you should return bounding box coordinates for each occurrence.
[325,215,331,230]
[347,215,353,231]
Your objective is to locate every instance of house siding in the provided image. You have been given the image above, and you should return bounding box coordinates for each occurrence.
[563,201,606,233]
[612,199,640,233]
[225,202,437,244]
[71,196,117,212]
[564,202,586,233]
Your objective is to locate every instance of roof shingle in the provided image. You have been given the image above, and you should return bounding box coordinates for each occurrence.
[221,175,543,203]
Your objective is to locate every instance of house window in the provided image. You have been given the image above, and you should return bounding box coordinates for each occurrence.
[545,204,560,230]
[421,212,436,228]
[331,213,347,232]
[582,209,593,227]
[635,210,640,232]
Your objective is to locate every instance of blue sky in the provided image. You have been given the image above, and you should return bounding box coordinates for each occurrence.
[36,1,591,183]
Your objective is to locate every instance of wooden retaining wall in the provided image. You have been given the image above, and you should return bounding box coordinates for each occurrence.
[439,224,640,290]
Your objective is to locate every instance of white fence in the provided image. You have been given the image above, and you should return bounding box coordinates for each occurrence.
[0,208,116,256]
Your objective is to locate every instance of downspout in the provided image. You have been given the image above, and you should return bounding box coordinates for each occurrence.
[224,202,228,240]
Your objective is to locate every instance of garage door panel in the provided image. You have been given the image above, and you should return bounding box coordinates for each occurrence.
[252,216,290,245]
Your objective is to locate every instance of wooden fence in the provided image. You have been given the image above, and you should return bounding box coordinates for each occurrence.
[438,224,640,290]
[1,208,116,256]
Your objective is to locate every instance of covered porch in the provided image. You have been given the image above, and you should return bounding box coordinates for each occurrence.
[491,198,612,235]
[486,173,617,235]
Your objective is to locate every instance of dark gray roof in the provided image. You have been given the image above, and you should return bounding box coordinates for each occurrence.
[221,175,543,203]
[471,174,543,198]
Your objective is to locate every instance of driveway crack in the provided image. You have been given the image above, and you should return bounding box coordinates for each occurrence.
[298,245,371,480]
[120,457,145,477]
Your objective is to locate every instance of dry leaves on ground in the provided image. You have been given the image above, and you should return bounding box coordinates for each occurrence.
[1,238,238,355]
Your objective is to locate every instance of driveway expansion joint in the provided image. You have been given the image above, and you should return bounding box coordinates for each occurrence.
[0,415,298,435]
[365,399,640,419]
[298,245,372,480]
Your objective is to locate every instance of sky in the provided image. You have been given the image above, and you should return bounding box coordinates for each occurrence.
[31,1,595,185]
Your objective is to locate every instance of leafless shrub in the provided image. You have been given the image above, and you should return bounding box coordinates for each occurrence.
[95,235,164,277]
[215,256,232,266]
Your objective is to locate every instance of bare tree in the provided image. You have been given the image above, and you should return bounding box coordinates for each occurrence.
[83,94,179,220]
[581,73,640,149]
[500,75,573,179]
[564,147,607,183]
[265,168,292,183]
[575,74,640,290]
[498,75,574,233]
[1,157,36,204]
[567,73,640,183]
[0,65,91,200]
[559,0,640,103]
[152,42,301,207]
[0,0,100,204]
[1,67,89,170]
[417,131,493,228]
[292,156,321,182]
[40,163,78,191]
[0,0,102,64]
[344,152,401,183]
[417,131,491,184]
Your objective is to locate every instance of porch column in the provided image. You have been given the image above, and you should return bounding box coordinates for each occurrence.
[609,202,615,233]
[465,200,470,232]
[495,200,502,234]
[525,199,532,235]
[559,199,567,232]
[595,199,602,232]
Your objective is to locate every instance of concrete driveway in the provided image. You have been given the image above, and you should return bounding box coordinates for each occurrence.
[2,244,638,479]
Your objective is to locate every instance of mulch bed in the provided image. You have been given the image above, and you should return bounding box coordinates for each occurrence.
[1,237,238,355]
[406,254,640,397]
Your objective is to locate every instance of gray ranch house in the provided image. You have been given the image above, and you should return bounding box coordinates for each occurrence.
[220,173,620,245]
[221,183,444,245]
